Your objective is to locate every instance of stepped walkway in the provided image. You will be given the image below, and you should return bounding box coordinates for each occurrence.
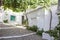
[0,23,42,40]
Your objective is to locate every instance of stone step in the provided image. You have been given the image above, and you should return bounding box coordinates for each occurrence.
[0,34,42,40]
[0,24,42,40]
[0,23,14,27]
[0,28,34,37]
[0,33,36,39]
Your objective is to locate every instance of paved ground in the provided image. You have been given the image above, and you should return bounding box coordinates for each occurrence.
[0,34,42,40]
[0,23,14,27]
[0,24,42,40]
[0,34,43,40]
[0,28,34,37]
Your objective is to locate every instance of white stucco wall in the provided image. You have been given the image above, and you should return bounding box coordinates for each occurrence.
[27,5,59,31]
[37,9,45,30]
[0,7,4,23]
[27,11,38,26]
[44,5,59,31]
[0,13,3,22]
[27,8,45,30]
[44,9,51,31]
[50,5,59,29]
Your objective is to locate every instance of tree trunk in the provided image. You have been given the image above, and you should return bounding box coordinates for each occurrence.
[58,0,60,13]
[25,10,28,26]
[49,9,52,30]
[57,0,60,40]
[0,0,3,6]
[26,14,28,26]
[57,13,60,40]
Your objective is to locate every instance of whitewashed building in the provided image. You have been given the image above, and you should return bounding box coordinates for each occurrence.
[0,7,24,25]
[0,5,59,31]
[0,7,4,23]
[25,5,59,31]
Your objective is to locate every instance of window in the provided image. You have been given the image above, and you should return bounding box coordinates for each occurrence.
[10,15,16,21]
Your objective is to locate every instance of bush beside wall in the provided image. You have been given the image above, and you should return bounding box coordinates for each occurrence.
[26,25,38,32]
[3,20,8,23]
[36,30,44,36]
[26,25,59,40]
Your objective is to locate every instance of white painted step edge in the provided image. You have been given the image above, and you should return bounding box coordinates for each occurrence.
[0,32,36,39]
[0,27,19,29]
[0,27,26,29]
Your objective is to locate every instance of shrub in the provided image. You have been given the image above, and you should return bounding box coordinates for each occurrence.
[56,26,60,30]
[32,25,38,32]
[22,20,28,26]
[3,20,8,23]
[36,29,44,36]
[26,26,30,29]
[27,25,38,32]
[45,29,58,39]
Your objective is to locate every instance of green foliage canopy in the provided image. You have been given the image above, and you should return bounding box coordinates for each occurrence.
[3,0,57,12]
[3,0,28,12]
